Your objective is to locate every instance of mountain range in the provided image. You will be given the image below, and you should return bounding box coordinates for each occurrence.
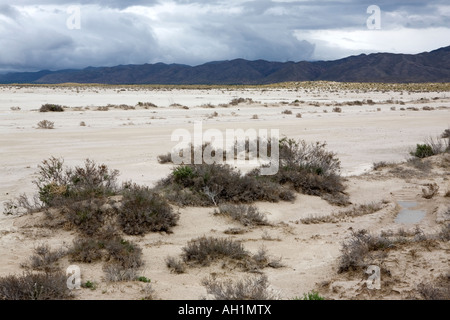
[1,46,449,84]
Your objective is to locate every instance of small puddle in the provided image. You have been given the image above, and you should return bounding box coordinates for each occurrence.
[395,201,426,224]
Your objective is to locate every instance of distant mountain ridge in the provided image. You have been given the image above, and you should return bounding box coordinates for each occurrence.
[1,46,449,84]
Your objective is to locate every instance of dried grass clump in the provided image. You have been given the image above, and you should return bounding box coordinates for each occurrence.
[202,274,280,300]
[213,203,270,226]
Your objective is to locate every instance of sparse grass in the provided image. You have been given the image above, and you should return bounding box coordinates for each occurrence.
[300,202,383,224]
[37,120,54,129]
[202,274,280,300]
[213,204,270,226]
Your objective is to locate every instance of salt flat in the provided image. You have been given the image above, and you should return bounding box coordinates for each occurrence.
[0,83,449,300]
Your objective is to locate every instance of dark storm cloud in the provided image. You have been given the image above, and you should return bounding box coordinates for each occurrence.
[0,0,448,72]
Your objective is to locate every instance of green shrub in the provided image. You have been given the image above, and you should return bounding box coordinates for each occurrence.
[411,144,435,158]
[293,291,325,300]
[156,163,294,206]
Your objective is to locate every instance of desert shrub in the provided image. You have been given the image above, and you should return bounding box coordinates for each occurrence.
[104,237,143,269]
[251,114,259,119]
[102,237,144,282]
[156,162,294,206]
[37,120,54,129]
[118,183,178,235]
[61,199,109,236]
[282,109,292,115]
[181,236,248,266]
[422,183,439,199]
[0,272,71,300]
[68,237,105,263]
[165,257,186,274]
[3,193,43,215]
[23,244,66,273]
[411,144,435,159]
[39,104,64,112]
[250,138,346,204]
[157,152,172,164]
[202,274,280,300]
[230,98,253,106]
[33,157,120,207]
[338,229,394,273]
[332,107,342,113]
[418,277,450,300]
[213,204,269,226]
[296,113,302,118]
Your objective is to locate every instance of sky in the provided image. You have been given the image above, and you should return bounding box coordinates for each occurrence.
[0,0,449,72]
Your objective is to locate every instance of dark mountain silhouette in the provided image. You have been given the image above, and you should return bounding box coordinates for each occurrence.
[1,46,449,84]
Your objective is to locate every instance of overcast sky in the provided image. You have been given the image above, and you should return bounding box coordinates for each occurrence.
[0,0,449,72]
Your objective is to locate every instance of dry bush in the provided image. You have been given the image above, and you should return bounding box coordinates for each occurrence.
[418,275,450,300]
[202,274,280,300]
[68,237,105,263]
[39,104,64,112]
[332,107,342,113]
[137,102,158,108]
[230,98,253,106]
[251,114,259,119]
[37,120,54,129]
[181,236,248,266]
[33,157,120,207]
[165,257,186,274]
[422,183,439,199]
[157,152,172,164]
[296,113,302,118]
[213,203,270,226]
[118,183,178,235]
[338,229,394,273]
[23,244,67,273]
[102,238,144,282]
[0,271,71,300]
[282,109,292,115]
[61,199,110,236]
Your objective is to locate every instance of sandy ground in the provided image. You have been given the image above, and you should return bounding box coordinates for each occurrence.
[0,84,449,300]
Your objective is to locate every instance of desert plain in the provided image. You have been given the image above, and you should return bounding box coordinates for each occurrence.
[0,82,449,300]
